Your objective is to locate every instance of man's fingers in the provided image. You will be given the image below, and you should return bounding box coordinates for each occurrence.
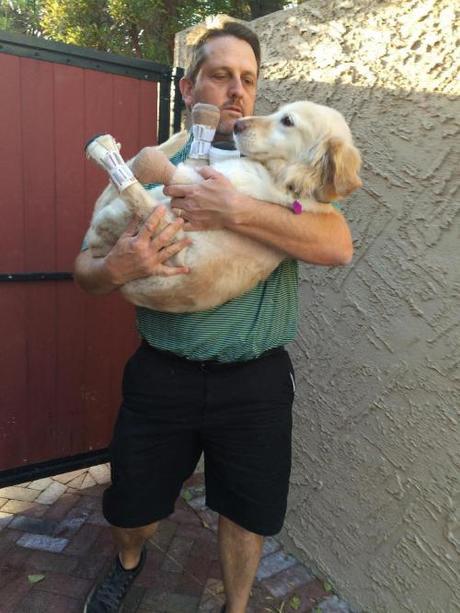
[197,166,222,180]
[158,237,192,260]
[137,206,166,239]
[159,264,191,277]
[155,238,193,276]
[183,221,204,232]
[169,236,193,252]
[150,217,185,250]
[172,207,184,219]
[164,184,193,198]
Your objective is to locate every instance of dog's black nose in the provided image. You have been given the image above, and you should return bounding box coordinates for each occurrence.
[233,120,246,134]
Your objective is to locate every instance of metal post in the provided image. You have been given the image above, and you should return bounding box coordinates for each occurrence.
[173,66,185,134]
[158,74,172,144]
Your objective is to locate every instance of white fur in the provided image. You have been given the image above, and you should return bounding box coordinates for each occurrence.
[87,101,361,313]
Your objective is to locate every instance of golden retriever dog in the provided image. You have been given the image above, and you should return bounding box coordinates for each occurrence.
[85,101,362,313]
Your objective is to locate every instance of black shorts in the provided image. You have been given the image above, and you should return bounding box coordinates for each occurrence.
[102,341,295,536]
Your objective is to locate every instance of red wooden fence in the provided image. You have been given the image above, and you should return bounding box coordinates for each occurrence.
[0,46,161,478]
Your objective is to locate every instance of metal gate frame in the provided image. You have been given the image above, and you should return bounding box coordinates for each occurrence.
[0,31,184,487]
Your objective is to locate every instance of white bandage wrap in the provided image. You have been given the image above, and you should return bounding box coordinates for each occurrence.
[192,124,216,142]
[100,150,136,192]
[209,146,241,164]
[190,124,217,159]
[189,140,212,159]
[86,139,136,192]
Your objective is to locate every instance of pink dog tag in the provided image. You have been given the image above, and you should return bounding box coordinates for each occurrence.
[292,200,303,215]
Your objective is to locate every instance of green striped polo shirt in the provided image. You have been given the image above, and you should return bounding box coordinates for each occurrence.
[137,138,299,362]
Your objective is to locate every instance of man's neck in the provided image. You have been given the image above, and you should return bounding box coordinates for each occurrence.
[213,131,234,144]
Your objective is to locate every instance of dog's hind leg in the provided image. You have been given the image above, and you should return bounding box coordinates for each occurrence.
[85,134,163,221]
[85,134,186,265]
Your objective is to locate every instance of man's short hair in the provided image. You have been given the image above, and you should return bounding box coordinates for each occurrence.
[185,21,261,82]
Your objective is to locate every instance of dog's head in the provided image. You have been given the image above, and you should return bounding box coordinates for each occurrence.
[233,101,362,202]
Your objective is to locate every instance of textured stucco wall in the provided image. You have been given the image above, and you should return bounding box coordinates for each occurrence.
[175,2,460,611]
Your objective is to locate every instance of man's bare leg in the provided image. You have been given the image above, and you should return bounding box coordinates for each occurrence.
[218,515,264,613]
[111,522,159,569]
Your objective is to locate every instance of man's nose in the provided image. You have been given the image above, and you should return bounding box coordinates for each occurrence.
[233,120,247,134]
[228,77,245,98]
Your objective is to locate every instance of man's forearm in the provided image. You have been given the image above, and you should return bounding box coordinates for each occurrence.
[226,194,353,266]
[166,169,354,265]
[74,251,120,295]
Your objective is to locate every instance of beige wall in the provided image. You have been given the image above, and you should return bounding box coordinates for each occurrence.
[176,2,460,611]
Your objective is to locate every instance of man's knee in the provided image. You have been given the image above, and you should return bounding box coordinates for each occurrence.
[218,515,264,542]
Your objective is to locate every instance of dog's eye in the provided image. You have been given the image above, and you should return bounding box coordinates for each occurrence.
[281,115,294,127]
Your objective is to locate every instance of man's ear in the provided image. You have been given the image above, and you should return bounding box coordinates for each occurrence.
[179,77,194,109]
[314,138,362,202]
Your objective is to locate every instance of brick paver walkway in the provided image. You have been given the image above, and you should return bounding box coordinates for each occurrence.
[0,466,353,612]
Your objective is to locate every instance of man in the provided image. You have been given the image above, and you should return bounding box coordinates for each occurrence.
[76,21,353,613]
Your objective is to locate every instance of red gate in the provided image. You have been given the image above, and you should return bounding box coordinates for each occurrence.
[0,31,183,486]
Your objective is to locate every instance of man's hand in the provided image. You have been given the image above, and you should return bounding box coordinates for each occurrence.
[105,206,192,285]
[164,167,239,231]
[74,206,192,296]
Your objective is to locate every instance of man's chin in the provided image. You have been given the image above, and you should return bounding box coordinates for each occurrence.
[215,120,238,141]
[222,108,245,124]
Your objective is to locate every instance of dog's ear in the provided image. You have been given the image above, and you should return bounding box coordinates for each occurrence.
[314,138,362,202]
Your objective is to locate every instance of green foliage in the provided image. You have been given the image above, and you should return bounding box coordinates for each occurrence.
[0,0,42,35]
[27,574,45,584]
[181,487,193,502]
[289,594,302,610]
[107,0,175,61]
[247,0,285,19]
[1,0,295,62]
[40,0,111,49]
[177,0,246,28]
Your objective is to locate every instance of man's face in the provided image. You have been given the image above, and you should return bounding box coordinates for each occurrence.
[180,35,258,137]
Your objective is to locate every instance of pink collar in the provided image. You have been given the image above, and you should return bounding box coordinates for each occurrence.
[292,200,303,214]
